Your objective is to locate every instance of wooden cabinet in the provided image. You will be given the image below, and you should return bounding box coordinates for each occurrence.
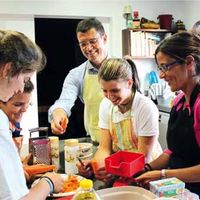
[122,28,172,58]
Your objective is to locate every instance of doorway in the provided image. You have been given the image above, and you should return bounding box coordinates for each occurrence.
[35,18,87,139]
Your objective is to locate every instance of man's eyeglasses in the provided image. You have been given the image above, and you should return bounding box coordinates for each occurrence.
[157,60,181,72]
[79,38,99,48]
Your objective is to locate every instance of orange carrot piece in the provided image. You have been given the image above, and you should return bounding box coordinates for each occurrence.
[24,164,56,176]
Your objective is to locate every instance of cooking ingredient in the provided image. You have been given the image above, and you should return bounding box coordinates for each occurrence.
[24,164,56,176]
[61,117,67,129]
[61,174,79,193]
[72,179,101,200]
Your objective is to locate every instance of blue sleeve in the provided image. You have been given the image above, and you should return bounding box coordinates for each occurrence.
[48,62,86,122]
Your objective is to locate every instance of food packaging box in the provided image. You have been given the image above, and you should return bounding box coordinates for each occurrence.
[149,177,185,197]
[105,151,144,177]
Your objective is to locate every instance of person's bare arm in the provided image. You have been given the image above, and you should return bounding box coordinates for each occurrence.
[137,135,157,163]
[136,163,200,185]
[21,173,64,200]
[165,164,200,183]
[93,128,112,161]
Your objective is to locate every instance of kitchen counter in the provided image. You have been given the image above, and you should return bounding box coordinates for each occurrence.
[46,137,111,199]
[58,137,110,191]
[157,104,171,113]
[156,96,172,113]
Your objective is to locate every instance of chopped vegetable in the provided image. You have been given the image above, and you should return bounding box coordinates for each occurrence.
[61,175,79,193]
[24,164,56,176]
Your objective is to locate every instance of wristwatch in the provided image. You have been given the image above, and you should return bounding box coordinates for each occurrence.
[161,169,166,179]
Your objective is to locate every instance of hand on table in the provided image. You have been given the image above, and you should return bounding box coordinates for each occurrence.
[43,172,64,193]
[51,108,68,134]
[135,170,161,187]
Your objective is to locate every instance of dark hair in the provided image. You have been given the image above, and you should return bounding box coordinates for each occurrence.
[0,30,46,77]
[76,17,105,36]
[155,31,200,75]
[98,58,140,92]
[24,80,34,93]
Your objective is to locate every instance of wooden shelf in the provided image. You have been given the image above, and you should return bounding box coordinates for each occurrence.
[122,29,172,57]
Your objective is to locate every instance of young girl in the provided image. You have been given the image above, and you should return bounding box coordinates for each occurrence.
[78,58,162,182]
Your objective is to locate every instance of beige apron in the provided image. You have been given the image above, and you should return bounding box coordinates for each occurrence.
[83,63,104,142]
[110,106,162,161]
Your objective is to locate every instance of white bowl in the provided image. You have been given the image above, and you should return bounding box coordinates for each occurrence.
[78,142,93,157]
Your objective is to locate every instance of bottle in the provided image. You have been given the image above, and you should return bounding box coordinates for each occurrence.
[72,179,102,200]
[64,139,79,174]
[127,13,133,28]
[133,11,140,29]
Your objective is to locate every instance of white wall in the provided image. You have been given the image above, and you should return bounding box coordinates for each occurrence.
[0,0,199,150]
[0,0,198,56]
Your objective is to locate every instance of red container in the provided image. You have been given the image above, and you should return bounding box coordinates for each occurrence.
[105,151,145,178]
[158,14,173,30]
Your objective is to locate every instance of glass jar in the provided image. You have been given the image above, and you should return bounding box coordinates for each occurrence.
[64,139,79,174]
[49,136,60,171]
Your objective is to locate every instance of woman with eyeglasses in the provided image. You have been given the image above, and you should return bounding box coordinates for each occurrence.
[136,31,200,196]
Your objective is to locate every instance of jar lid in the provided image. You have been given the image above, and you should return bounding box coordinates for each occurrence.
[80,179,93,189]
[64,139,79,146]
[48,136,59,141]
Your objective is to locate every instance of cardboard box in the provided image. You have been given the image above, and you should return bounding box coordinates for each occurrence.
[150,177,185,197]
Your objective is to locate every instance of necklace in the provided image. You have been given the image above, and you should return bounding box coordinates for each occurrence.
[118,92,135,113]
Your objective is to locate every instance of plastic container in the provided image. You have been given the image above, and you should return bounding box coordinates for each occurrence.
[96,186,156,200]
[105,151,145,177]
[72,179,101,200]
[158,15,173,30]
[148,71,158,86]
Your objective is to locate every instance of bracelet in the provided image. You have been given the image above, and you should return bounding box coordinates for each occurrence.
[161,169,166,179]
[40,176,55,194]
[144,163,153,172]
